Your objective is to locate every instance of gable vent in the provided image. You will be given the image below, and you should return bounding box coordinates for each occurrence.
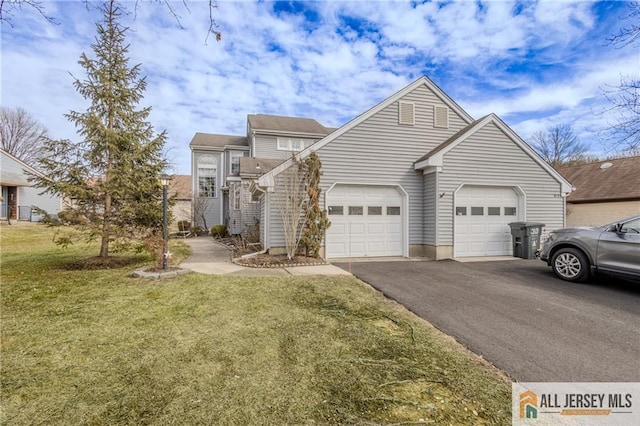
[398,101,415,125]
[434,105,449,129]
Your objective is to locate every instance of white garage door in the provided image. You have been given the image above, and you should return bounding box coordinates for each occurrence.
[455,186,519,257]
[326,185,403,258]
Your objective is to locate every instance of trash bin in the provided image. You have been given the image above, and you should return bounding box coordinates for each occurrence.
[508,222,545,259]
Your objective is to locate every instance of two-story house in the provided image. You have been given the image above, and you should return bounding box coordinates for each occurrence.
[192,76,573,260]
[189,114,333,234]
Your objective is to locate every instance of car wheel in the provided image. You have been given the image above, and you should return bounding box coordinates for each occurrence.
[551,248,591,283]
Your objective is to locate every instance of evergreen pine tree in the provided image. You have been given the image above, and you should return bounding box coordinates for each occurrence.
[32,0,167,258]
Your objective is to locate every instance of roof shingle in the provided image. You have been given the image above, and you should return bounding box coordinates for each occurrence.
[168,175,191,200]
[189,133,248,148]
[557,156,640,203]
[247,114,330,135]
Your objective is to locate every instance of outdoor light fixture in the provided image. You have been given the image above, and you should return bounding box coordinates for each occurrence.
[159,174,172,270]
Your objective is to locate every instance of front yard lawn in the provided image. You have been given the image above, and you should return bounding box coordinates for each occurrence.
[1,224,511,425]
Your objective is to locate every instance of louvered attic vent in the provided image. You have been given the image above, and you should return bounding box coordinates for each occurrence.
[398,101,415,125]
[434,105,449,129]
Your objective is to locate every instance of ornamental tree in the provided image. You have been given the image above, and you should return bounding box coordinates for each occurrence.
[300,152,330,258]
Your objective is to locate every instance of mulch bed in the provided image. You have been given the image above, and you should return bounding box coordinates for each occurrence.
[214,236,326,268]
[233,253,327,268]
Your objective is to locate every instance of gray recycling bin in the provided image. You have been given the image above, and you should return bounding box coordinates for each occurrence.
[508,222,545,259]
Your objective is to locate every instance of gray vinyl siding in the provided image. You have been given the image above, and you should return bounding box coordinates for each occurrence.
[254,135,277,158]
[254,134,318,160]
[423,171,437,245]
[267,83,471,247]
[192,150,223,228]
[260,193,266,245]
[265,167,302,248]
[0,152,62,219]
[436,122,564,245]
[241,180,261,239]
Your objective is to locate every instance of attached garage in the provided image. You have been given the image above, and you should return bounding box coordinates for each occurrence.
[325,184,405,258]
[454,185,521,257]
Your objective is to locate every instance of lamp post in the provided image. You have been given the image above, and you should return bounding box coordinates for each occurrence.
[159,174,172,270]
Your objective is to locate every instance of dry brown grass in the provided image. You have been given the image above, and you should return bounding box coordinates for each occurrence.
[1,223,511,425]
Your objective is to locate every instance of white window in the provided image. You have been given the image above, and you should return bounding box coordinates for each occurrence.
[230,152,244,175]
[277,137,305,151]
[197,155,217,198]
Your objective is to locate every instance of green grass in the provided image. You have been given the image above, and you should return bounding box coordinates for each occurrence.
[1,223,511,425]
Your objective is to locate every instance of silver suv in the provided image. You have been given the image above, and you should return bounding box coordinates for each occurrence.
[540,215,640,283]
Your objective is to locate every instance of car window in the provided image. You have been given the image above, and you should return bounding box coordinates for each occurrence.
[620,218,640,234]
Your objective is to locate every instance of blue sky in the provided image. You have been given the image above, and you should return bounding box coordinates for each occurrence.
[2,1,638,174]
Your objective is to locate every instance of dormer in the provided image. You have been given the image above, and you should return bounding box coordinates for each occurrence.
[246,114,332,160]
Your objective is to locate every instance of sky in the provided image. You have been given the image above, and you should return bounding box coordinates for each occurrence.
[2,0,638,175]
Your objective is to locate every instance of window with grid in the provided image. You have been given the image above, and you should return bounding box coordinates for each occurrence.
[230,152,244,175]
[197,156,217,198]
[277,137,305,151]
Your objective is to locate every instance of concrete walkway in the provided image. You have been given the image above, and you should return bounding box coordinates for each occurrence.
[179,237,351,276]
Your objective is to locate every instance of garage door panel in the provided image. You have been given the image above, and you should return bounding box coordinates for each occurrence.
[326,185,403,258]
[455,186,518,257]
[330,223,347,234]
[350,223,366,235]
[326,242,347,258]
[367,223,385,234]
[386,223,402,233]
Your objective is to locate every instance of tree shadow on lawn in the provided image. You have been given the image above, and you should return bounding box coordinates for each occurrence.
[60,255,146,271]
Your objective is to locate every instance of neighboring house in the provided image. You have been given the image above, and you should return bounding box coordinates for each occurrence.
[168,174,192,226]
[0,149,62,221]
[557,156,640,227]
[192,76,573,260]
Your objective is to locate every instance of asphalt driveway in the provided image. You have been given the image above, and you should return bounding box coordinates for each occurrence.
[335,259,640,382]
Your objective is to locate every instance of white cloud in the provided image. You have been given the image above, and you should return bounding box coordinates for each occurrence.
[1,0,634,174]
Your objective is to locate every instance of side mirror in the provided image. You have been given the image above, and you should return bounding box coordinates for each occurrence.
[607,223,623,233]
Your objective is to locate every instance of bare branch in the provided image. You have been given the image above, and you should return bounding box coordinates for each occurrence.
[205,0,222,44]
[0,107,49,165]
[601,76,640,152]
[2,0,221,42]
[530,124,589,168]
[607,2,640,48]
[0,0,57,27]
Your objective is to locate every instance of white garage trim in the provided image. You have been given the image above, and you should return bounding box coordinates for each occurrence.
[453,184,526,258]
[325,182,409,258]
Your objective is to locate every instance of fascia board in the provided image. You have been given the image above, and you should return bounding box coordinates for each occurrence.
[252,129,328,139]
[190,145,225,152]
